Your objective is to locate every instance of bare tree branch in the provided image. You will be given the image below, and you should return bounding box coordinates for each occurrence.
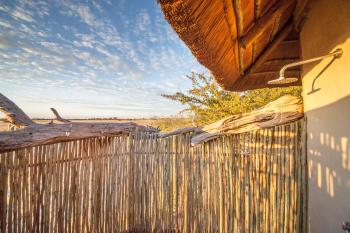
[50,108,71,123]
[0,93,34,127]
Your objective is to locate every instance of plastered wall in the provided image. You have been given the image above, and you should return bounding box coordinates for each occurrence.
[300,0,350,232]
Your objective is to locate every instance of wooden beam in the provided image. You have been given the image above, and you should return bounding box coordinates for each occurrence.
[0,93,34,127]
[293,0,311,30]
[263,57,299,65]
[50,108,71,123]
[239,0,294,48]
[242,21,294,78]
[253,58,299,72]
[248,70,300,77]
[232,0,244,74]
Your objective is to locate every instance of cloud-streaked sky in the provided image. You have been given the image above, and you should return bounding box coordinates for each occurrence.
[0,0,206,118]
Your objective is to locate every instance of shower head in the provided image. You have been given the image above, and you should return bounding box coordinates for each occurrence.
[268,48,343,85]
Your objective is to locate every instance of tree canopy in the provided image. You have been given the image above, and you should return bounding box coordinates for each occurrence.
[162,72,302,125]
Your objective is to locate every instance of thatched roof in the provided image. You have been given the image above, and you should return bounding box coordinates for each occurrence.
[158,0,302,91]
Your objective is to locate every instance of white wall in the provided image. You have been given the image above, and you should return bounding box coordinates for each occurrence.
[300,0,350,232]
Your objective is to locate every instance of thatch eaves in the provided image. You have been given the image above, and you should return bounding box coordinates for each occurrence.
[158,0,303,91]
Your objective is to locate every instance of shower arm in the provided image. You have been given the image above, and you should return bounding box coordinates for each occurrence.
[279,48,343,78]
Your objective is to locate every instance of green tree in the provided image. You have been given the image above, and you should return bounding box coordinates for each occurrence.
[162,72,302,125]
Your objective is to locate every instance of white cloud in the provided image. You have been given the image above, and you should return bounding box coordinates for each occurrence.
[37,6,49,18]
[60,2,104,29]
[81,77,97,85]
[18,23,36,34]
[0,5,8,12]
[73,34,96,48]
[58,1,148,75]
[0,0,205,118]
[96,30,123,47]
[11,8,34,22]
[163,80,177,88]
[75,5,99,27]
[92,1,103,12]
[137,10,151,32]
[0,20,12,28]
[95,45,114,58]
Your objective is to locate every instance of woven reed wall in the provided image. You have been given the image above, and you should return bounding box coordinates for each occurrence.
[0,119,307,233]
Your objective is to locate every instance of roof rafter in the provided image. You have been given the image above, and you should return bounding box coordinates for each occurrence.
[242,21,294,78]
[239,0,294,49]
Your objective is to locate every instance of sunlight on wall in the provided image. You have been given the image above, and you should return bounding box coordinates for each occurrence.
[309,160,339,198]
[309,133,350,195]
[317,163,322,188]
[301,0,350,231]
[341,137,350,170]
[308,131,350,199]
[325,167,336,197]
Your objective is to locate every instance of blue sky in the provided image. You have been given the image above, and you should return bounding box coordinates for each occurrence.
[0,0,206,118]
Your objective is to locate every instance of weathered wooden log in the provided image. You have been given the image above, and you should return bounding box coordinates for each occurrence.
[158,95,303,144]
[191,95,303,144]
[0,93,34,127]
[50,108,71,123]
[158,127,200,138]
[0,122,157,152]
[0,93,158,152]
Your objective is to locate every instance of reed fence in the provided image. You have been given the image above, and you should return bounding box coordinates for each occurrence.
[0,119,307,233]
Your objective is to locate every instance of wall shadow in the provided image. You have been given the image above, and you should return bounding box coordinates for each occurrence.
[306,95,350,232]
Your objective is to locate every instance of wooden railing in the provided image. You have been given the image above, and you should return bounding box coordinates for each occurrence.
[0,119,307,233]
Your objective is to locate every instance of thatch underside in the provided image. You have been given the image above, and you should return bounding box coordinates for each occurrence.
[158,0,302,91]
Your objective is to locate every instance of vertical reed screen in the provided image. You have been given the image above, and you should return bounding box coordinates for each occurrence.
[0,120,307,233]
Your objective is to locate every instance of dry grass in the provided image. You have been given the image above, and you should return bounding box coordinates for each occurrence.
[0,118,194,132]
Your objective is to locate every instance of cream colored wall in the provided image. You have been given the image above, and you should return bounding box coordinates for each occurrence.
[300,0,350,232]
